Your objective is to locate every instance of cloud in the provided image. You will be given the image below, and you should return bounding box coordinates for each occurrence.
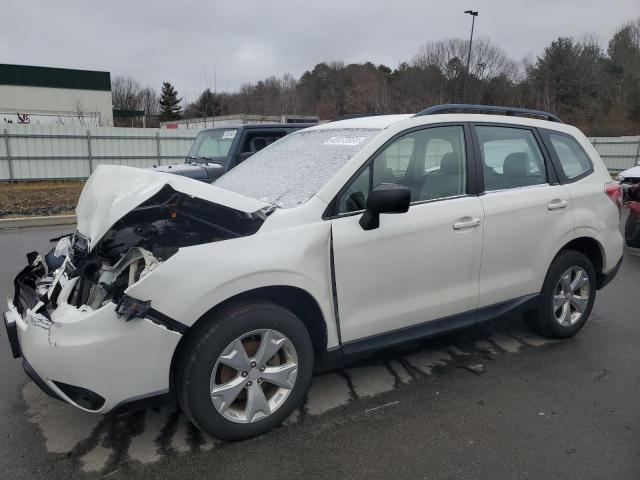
[2,0,638,100]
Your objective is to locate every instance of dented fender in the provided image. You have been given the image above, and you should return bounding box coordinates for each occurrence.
[126,211,341,349]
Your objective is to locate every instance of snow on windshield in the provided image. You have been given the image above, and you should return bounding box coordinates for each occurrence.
[215,128,381,208]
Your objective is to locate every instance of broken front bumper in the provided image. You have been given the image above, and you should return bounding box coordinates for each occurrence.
[5,253,182,413]
[3,302,21,358]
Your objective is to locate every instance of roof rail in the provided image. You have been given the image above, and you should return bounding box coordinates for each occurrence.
[414,104,563,123]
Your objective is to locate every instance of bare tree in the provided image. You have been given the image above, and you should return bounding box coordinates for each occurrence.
[413,38,518,80]
[54,99,104,126]
[108,17,640,134]
[111,76,143,110]
[139,87,159,117]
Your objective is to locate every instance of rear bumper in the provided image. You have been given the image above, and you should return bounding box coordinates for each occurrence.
[598,255,623,289]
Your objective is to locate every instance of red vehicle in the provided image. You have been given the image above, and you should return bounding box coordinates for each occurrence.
[625,184,640,248]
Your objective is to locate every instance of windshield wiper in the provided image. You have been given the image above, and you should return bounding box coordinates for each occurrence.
[185,155,213,164]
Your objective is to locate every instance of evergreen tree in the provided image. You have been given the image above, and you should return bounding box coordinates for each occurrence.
[607,23,640,119]
[159,82,182,119]
[195,88,221,117]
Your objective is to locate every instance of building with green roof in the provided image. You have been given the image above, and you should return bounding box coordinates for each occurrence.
[0,64,113,126]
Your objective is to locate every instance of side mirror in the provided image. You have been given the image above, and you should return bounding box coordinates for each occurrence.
[359,183,411,230]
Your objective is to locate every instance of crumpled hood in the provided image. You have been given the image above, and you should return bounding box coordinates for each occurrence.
[76,165,269,247]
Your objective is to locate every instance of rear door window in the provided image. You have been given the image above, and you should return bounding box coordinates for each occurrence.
[475,126,547,191]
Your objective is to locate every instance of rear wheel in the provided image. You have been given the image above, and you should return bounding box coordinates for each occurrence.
[176,301,313,441]
[525,250,596,339]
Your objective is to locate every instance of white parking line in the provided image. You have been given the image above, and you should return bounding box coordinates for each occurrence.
[365,401,400,413]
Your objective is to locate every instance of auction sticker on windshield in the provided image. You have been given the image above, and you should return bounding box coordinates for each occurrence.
[222,130,237,139]
[324,136,366,146]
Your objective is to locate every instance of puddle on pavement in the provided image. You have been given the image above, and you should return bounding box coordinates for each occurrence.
[21,318,558,474]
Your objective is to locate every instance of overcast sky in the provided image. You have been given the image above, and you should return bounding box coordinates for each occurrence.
[2,0,639,103]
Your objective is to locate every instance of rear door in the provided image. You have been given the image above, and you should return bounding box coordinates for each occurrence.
[472,124,574,308]
[539,129,623,272]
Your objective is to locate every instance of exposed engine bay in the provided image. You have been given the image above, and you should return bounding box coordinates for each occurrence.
[13,184,272,318]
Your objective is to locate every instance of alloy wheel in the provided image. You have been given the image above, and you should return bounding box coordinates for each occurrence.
[209,329,298,423]
[553,266,590,327]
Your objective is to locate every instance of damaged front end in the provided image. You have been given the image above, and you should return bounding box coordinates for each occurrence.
[5,180,273,412]
[13,184,271,326]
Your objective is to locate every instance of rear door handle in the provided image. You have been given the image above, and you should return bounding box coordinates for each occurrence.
[548,199,568,211]
[453,217,481,230]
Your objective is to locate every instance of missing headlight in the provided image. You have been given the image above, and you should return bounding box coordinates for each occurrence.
[67,184,272,310]
[85,248,160,310]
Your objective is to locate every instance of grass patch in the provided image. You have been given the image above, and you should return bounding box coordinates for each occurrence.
[0,180,84,218]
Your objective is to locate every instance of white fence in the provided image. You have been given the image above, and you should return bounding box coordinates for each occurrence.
[588,136,640,171]
[0,124,196,181]
[0,124,638,181]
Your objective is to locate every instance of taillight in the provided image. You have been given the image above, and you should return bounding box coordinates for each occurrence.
[605,182,623,218]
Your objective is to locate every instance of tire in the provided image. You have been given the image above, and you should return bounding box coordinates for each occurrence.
[624,211,640,248]
[175,301,314,441]
[525,250,597,339]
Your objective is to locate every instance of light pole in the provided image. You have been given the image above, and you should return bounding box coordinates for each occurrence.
[476,62,487,100]
[463,10,478,103]
[477,62,486,79]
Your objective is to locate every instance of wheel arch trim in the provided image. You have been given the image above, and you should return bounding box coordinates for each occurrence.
[554,235,611,288]
[169,284,332,392]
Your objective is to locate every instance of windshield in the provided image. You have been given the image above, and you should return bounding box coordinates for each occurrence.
[215,128,381,208]
[186,129,237,165]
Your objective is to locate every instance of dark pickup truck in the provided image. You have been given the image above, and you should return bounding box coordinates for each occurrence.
[150,123,315,182]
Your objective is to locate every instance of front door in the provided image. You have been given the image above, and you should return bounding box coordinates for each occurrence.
[330,125,484,345]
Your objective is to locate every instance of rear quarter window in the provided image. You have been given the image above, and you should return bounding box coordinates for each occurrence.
[542,131,593,181]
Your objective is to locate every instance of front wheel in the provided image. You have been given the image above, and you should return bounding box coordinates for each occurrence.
[175,301,314,441]
[525,250,596,339]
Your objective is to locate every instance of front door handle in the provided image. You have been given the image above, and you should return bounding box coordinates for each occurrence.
[453,217,481,230]
[548,199,568,211]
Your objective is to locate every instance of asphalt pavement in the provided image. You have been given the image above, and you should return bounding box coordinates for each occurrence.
[0,225,638,479]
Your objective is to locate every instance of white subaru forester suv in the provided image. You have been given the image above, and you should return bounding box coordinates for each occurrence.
[5,105,623,440]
